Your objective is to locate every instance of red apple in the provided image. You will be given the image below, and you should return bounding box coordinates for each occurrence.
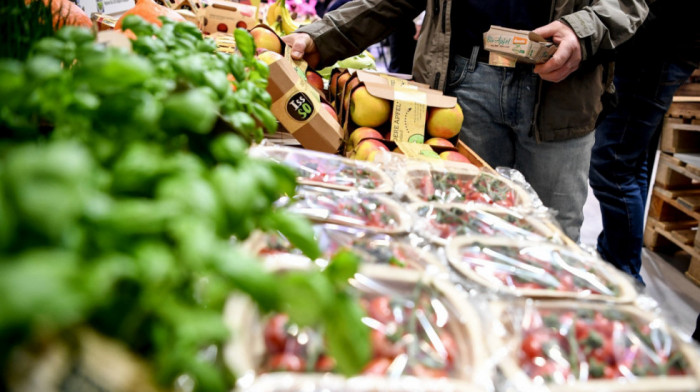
[355,139,389,161]
[347,127,383,155]
[425,137,454,148]
[250,26,283,55]
[306,70,325,94]
[439,151,471,163]
[322,102,338,122]
[426,105,464,139]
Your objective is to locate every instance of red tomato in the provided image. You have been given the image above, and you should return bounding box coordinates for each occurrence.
[362,357,392,375]
[559,274,575,291]
[438,331,458,368]
[266,352,306,372]
[264,314,290,354]
[419,176,435,199]
[592,312,614,336]
[412,363,449,378]
[521,330,550,359]
[590,338,615,365]
[370,328,403,358]
[574,319,590,341]
[366,296,394,324]
[315,355,336,373]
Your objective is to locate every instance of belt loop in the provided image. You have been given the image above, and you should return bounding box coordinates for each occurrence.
[468,46,479,72]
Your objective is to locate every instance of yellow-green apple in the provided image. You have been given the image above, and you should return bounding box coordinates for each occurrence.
[439,151,471,163]
[355,139,389,161]
[250,26,283,54]
[350,87,391,128]
[348,127,382,152]
[425,137,454,148]
[334,72,351,101]
[426,104,464,139]
[257,50,284,65]
[306,70,324,94]
[322,102,338,122]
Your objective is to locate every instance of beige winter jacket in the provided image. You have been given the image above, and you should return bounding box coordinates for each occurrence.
[298,0,649,142]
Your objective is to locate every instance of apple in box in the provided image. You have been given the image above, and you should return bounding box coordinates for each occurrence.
[250,25,284,55]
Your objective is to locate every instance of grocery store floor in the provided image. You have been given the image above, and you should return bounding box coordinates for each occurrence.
[581,184,700,338]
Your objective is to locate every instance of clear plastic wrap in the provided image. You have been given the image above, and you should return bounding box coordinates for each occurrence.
[281,187,412,234]
[446,236,638,303]
[244,224,448,275]
[490,300,700,392]
[400,164,531,210]
[225,265,492,392]
[409,203,563,246]
[249,144,394,193]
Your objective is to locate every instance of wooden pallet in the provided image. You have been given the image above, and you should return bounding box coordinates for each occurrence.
[660,120,700,154]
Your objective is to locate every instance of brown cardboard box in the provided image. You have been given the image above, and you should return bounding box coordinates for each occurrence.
[200,0,258,34]
[343,80,457,143]
[483,25,557,64]
[266,57,344,154]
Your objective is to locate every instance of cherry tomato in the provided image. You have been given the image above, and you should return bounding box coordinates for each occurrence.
[574,319,590,341]
[521,330,550,359]
[590,338,615,365]
[264,314,290,354]
[266,352,306,372]
[315,355,336,373]
[370,328,404,358]
[366,296,394,324]
[438,331,458,368]
[362,357,392,375]
[592,312,614,336]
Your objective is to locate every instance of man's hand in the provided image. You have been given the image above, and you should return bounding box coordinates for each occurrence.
[532,21,581,83]
[281,33,321,68]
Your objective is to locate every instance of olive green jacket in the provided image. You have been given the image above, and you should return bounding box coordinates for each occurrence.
[298,0,649,142]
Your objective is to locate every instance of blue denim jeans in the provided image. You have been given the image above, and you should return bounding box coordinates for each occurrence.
[589,59,695,284]
[445,54,594,242]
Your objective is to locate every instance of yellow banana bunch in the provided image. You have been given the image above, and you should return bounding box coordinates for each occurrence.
[277,0,300,35]
[265,0,280,27]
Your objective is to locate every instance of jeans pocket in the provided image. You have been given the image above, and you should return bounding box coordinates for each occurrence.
[446,55,469,89]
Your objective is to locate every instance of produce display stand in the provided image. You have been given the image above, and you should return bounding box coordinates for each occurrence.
[4,2,700,392]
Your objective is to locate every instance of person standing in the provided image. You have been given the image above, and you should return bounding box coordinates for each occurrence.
[283,0,648,242]
[588,0,700,284]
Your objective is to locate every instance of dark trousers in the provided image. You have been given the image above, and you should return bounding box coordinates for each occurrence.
[589,56,695,285]
[387,20,416,74]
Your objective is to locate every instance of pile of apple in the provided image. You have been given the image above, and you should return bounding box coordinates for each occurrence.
[250,25,340,122]
[345,95,467,163]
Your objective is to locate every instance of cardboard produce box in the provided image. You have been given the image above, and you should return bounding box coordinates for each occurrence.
[266,57,344,154]
[483,25,557,64]
[200,0,258,34]
[342,80,458,143]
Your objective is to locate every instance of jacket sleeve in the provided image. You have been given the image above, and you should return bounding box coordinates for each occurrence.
[559,0,649,61]
[296,0,426,68]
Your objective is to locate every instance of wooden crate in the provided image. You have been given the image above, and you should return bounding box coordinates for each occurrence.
[655,153,696,189]
[660,121,700,154]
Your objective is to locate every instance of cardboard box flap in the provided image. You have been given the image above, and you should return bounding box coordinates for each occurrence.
[355,70,431,90]
[362,82,457,108]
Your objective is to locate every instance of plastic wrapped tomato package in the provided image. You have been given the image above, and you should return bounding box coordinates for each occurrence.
[244,223,448,275]
[490,300,700,392]
[400,164,531,210]
[225,265,492,392]
[248,144,393,193]
[409,202,563,246]
[279,187,412,234]
[446,236,638,303]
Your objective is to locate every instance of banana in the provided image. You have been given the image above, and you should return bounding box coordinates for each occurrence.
[278,0,300,35]
[265,0,280,27]
[271,19,285,36]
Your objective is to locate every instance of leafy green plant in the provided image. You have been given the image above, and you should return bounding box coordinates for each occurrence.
[0,17,370,392]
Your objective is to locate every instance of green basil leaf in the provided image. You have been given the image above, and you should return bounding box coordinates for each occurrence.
[161,88,218,135]
[233,28,255,60]
[261,210,320,260]
[323,293,371,376]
